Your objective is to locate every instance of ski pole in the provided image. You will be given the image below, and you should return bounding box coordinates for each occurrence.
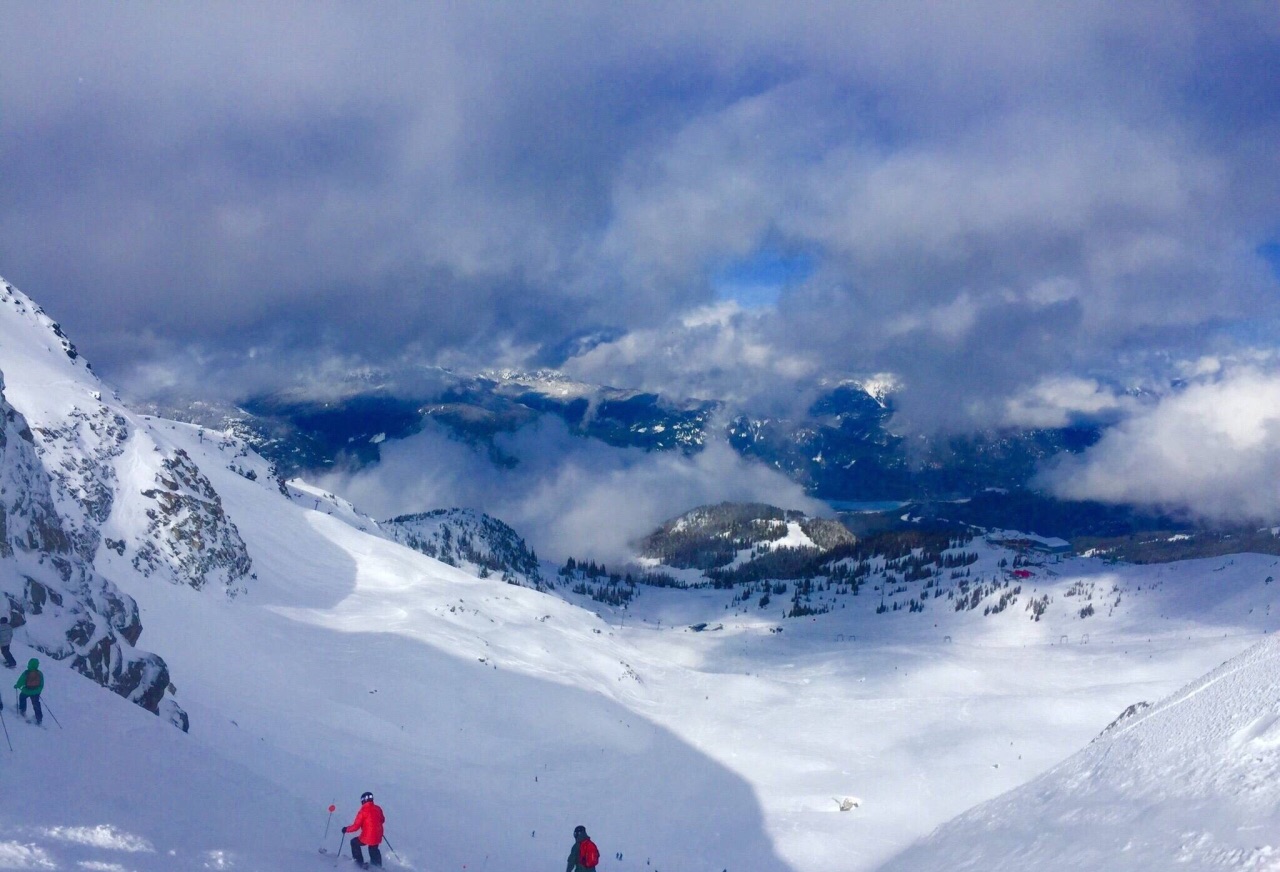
[382,835,400,862]
[320,804,336,849]
[0,707,12,752]
[40,697,61,729]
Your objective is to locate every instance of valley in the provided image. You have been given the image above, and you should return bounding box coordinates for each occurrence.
[0,274,1277,871]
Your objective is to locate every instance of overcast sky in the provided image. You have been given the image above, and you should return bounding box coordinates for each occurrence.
[4,3,1280,523]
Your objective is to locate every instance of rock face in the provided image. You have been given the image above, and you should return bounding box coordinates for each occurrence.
[30,404,128,564]
[133,447,252,597]
[383,508,547,590]
[0,371,187,730]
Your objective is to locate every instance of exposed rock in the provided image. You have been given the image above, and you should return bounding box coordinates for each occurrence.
[133,448,252,597]
[30,405,127,562]
[0,370,185,729]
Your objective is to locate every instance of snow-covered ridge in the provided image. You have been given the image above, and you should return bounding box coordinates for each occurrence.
[0,280,89,372]
[0,277,257,600]
[878,635,1280,871]
[481,367,615,401]
[0,368,184,727]
[382,508,547,590]
[0,276,270,724]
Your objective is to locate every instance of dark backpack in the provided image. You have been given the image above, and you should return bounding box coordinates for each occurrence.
[24,670,39,689]
[579,838,599,869]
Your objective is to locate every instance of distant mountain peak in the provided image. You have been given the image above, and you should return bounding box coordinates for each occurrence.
[0,278,91,372]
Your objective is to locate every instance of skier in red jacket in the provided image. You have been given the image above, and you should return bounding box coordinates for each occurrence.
[566,824,600,872]
[342,791,385,868]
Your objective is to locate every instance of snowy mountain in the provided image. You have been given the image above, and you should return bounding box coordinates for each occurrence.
[0,283,256,604]
[2,271,1280,872]
[147,367,716,475]
[382,508,547,590]
[878,634,1280,871]
[0,368,181,726]
[637,501,857,572]
[278,482,547,590]
[0,280,226,727]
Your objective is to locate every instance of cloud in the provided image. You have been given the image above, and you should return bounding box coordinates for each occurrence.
[562,302,820,414]
[1,2,1279,434]
[1038,368,1280,523]
[1002,377,1133,430]
[316,417,825,564]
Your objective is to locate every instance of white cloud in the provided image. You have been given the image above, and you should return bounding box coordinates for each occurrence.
[0,841,56,870]
[564,303,820,411]
[3,2,1279,433]
[317,418,825,564]
[1039,368,1280,522]
[1002,376,1131,429]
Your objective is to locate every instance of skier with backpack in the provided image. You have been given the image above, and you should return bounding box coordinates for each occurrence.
[566,825,600,872]
[0,617,16,668]
[341,791,385,868]
[14,658,42,725]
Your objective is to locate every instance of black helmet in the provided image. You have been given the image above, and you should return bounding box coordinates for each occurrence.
[573,825,587,838]
[360,792,374,804]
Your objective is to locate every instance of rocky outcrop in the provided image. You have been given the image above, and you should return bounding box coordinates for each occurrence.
[133,447,252,598]
[30,405,128,563]
[0,372,186,729]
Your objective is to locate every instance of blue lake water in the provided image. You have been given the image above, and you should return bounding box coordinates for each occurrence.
[826,500,911,513]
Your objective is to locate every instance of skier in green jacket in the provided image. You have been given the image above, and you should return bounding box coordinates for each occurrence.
[15,658,43,725]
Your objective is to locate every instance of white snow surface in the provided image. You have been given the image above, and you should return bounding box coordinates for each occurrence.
[879,634,1280,871]
[0,276,1279,870]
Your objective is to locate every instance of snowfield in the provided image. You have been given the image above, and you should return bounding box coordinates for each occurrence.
[1,276,1279,871]
[878,635,1280,871]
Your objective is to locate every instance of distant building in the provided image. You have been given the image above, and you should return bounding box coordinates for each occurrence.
[986,531,1072,556]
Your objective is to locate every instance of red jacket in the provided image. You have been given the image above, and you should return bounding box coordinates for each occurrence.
[347,802,385,845]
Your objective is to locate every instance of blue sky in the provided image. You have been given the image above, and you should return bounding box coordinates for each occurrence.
[1,2,1279,433]
[713,249,816,309]
[1261,241,1280,279]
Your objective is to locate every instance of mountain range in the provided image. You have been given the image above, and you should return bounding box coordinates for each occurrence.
[140,363,1114,514]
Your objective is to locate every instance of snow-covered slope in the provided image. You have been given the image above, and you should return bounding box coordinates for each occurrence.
[0,290,184,723]
[0,409,795,870]
[0,275,793,870]
[283,483,547,590]
[0,272,1278,872]
[877,635,1280,871]
[0,277,281,722]
[0,279,255,600]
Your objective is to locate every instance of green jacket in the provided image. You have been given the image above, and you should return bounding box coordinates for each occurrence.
[15,659,42,697]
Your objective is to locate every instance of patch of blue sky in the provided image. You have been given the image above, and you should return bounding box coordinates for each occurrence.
[1259,239,1280,280]
[711,248,816,309]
